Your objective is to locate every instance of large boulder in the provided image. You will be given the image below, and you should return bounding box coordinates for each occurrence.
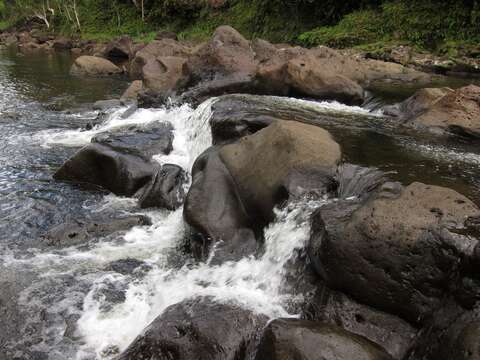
[55,122,186,210]
[184,121,340,262]
[142,56,189,94]
[309,181,480,325]
[184,148,258,262]
[402,85,480,139]
[286,53,364,104]
[186,26,257,82]
[54,143,156,196]
[70,55,122,76]
[219,120,341,223]
[254,319,394,360]
[118,297,267,360]
[129,39,191,79]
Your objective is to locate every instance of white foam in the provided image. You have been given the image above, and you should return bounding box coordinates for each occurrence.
[76,198,325,358]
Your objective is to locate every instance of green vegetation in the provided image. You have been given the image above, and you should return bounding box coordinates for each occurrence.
[298,1,480,53]
[0,0,478,56]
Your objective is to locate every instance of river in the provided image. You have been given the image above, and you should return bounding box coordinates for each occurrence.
[0,47,479,360]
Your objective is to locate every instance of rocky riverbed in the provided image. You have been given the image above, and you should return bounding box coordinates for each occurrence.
[0,25,480,360]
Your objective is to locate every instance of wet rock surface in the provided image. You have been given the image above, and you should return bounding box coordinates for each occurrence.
[309,181,480,325]
[117,297,267,360]
[91,122,174,160]
[41,215,151,247]
[254,318,395,360]
[184,121,340,262]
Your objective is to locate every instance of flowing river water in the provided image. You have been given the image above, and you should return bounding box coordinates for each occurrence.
[1,48,480,360]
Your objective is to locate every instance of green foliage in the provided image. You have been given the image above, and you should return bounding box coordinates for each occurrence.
[298,10,384,48]
[298,1,480,51]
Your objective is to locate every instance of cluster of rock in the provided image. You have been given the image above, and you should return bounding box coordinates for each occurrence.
[51,90,480,359]
[0,25,435,106]
[12,24,479,360]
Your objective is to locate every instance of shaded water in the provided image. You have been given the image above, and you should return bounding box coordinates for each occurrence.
[0,48,479,360]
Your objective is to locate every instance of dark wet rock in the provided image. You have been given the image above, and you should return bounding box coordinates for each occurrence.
[142,56,189,94]
[309,181,480,325]
[208,95,274,145]
[54,143,157,196]
[93,99,123,111]
[70,55,122,76]
[254,318,394,360]
[105,258,150,275]
[91,122,174,160]
[42,215,151,247]
[396,85,480,139]
[184,148,258,262]
[179,75,260,108]
[121,80,143,101]
[117,297,267,360]
[103,35,133,59]
[186,26,257,82]
[303,285,417,359]
[184,121,340,262]
[130,39,191,79]
[405,302,480,360]
[137,164,187,210]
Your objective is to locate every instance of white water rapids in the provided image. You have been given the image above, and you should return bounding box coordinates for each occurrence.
[1,97,406,359]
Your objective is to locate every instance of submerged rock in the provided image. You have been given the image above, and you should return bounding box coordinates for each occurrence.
[117,297,267,360]
[309,181,480,325]
[254,318,394,360]
[70,55,122,76]
[42,215,151,247]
